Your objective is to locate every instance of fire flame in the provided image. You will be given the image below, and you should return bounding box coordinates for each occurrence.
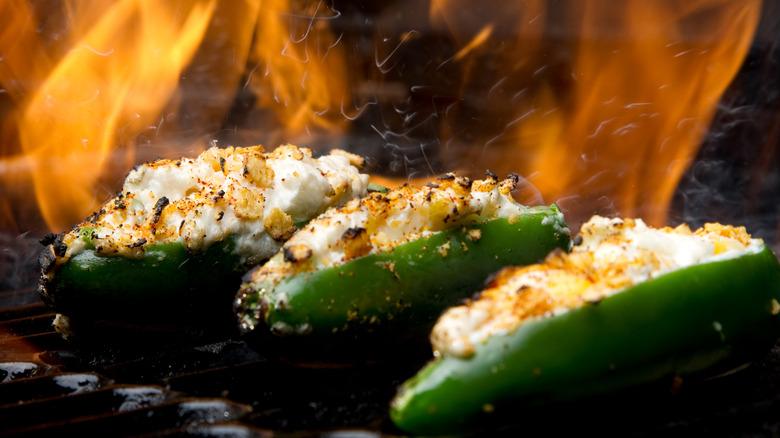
[431,0,762,227]
[0,0,765,234]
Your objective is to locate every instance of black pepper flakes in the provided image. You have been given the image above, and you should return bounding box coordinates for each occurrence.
[457,178,473,189]
[371,192,390,203]
[88,211,100,224]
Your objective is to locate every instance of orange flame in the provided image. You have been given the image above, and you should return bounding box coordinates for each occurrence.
[0,0,350,232]
[248,0,350,134]
[432,0,762,227]
[1,0,218,232]
[0,0,765,234]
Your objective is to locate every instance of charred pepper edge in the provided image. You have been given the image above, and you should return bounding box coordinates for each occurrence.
[388,245,780,435]
[235,205,571,349]
[37,204,327,312]
[38,234,249,326]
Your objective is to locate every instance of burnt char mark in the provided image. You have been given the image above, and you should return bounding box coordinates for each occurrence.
[37,245,57,273]
[39,233,59,247]
[572,234,584,247]
[128,238,147,248]
[36,279,55,307]
[341,227,366,240]
[486,169,499,181]
[152,197,170,225]
[341,227,371,260]
[39,233,67,257]
[283,244,313,263]
[506,173,520,189]
[283,246,296,262]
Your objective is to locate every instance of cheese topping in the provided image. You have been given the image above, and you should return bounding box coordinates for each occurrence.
[58,144,368,264]
[431,215,764,358]
[244,173,563,287]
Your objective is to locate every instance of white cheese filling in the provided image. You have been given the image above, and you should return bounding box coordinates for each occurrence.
[284,175,554,272]
[431,215,764,358]
[62,145,368,264]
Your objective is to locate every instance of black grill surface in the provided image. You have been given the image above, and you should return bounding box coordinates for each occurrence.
[2,285,780,437]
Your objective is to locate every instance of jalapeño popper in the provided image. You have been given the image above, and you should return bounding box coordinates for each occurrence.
[236,172,571,354]
[390,216,780,435]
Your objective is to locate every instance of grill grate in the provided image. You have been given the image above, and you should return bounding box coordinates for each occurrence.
[2,289,780,437]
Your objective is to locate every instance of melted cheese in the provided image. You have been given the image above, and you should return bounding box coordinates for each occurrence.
[431,216,764,358]
[245,173,564,287]
[60,144,368,264]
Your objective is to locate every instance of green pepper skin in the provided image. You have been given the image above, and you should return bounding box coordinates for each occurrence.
[236,205,570,351]
[389,246,780,435]
[38,236,246,334]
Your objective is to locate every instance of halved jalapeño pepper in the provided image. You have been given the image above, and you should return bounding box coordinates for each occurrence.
[38,145,368,339]
[389,216,780,435]
[235,173,571,354]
